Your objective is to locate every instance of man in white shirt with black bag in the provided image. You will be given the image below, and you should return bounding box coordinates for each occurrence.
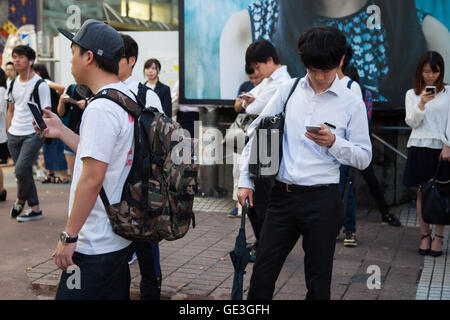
[238,26,372,300]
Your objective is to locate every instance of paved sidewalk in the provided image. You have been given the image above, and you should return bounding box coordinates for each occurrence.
[1,165,449,300]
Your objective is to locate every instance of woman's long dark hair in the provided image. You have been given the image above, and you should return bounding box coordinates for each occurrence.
[33,64,51,81]
[0,68,6,89]
[413,51,446,95]
[274,0,428,109]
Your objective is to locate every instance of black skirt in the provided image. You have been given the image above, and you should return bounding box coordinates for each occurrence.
[403,146,450,187]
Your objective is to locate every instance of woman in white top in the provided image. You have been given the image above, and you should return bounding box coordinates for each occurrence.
[0,68,8,201]
[404,51,450,257]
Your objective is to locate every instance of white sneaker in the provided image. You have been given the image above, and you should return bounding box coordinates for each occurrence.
[16,209,43,222]
[128,252,137,264]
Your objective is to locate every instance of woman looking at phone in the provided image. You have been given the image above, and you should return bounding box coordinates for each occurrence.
[404,51,450,257]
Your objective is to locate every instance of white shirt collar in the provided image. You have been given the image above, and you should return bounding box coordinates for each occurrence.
[269,65,288,81]
[300,74,341,97]
[123,76,137,87]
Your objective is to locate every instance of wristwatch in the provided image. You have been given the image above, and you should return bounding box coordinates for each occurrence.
[60,231,78,245]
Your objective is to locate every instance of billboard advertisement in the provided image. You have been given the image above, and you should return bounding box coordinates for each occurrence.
[180,0,450,110]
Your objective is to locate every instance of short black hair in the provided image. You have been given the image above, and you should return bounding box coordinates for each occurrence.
[74,43,123,75]
[298,26,348,70]
[6,61,14,67]
[245,39,280,66]
[12,45,36,62]
[144,58,161,71]
[342,44,353,70]
[245,64,255,75]
[120,34,138,68]
[343,65,360,83]
[33,64,51,80]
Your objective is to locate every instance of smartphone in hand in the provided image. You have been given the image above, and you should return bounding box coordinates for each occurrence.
[305,125,321,133]
[426,86,436,94]
[28,102,47,130]
[239,92,254,99]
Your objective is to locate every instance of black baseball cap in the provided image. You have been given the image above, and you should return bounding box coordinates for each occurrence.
[58,19,124,61]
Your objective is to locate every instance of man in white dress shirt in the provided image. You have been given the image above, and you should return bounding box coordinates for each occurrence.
[238,26,372,300]
[118,33,163,300]
[240,40,291,262]
[240,39,291,116]
[119,34,163,113]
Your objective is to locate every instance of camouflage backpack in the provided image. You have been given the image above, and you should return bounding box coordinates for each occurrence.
[91,88,199,243]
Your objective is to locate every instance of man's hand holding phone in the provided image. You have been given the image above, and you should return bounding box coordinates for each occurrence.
[33,108,65,139]
[237,187,254,208]
[240,92,255,105]
[305,124,336,148]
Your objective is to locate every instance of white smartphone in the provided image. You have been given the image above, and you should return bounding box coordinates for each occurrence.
[239,93,254,99]
[305,125,321,133]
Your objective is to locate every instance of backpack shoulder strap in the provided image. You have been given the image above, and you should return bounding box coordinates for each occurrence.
[137,83,148,107]
[8,78,15,97]
[90,88,143,119]
[31,78,46,112]
[91,88,144,209]
[282,77,300,113]
[347,79,354,89]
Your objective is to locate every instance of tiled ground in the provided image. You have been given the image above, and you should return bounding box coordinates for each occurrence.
[25,197,450,300]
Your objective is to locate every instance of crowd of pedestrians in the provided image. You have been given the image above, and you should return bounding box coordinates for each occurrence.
[0,14,448,301]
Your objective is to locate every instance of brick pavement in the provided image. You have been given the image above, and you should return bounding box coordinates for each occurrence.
[2,163,449,300]
[24,197,448,300]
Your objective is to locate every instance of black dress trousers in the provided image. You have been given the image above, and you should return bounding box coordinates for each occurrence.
[247,183,342,300]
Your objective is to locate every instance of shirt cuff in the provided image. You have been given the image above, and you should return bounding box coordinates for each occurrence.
[238,174,255,190]
[327,134,344,157]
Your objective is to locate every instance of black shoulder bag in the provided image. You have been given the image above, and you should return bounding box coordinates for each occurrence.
[422,160,450,225]
[249,78,300,181]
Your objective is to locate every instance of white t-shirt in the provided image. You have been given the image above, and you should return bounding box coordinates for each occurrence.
[0,87,7,143]
[339,76,363,101]
[69,82,134,255]
[8,74,51,136]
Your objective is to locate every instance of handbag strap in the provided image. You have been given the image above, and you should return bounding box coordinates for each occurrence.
[431,160,443,181]
[282,78,301,114]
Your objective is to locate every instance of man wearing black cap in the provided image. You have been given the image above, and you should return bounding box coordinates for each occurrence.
[38,19,137,299]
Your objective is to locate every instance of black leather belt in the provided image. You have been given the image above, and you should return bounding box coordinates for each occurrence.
[275,181,335,193]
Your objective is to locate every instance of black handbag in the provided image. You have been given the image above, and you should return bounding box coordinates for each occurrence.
[421,160,450,225]
[249,78,300,180]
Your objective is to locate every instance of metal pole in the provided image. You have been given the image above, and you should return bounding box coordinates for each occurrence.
[371,133,407,160]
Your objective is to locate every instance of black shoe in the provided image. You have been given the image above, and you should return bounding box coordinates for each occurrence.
[429,234,444,257]
[16,209,43,222]
[418,233,431,256]
[10,202,24,218]
[382,213,401,227]
[0,189,6,201]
